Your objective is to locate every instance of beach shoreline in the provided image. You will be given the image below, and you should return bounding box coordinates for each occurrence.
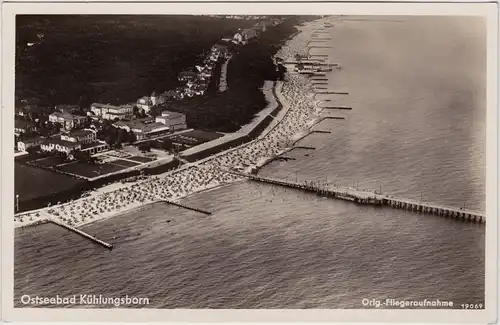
[14,17,331,230]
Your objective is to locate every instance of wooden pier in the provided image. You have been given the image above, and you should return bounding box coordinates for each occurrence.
[50,219,114,249]
[231,174,485,224]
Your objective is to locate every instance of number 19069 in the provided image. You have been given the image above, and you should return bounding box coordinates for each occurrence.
[461,303,483,309]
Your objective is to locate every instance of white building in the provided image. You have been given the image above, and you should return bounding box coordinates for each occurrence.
[60,129,96,144]
[48,112,87,130]
[41,138,82,154]
[155,111,187,131]
[40,128,108,155]
[137,94,158,114]
[90,103,134,120]
[113,118,171,141]
[17,136,44,152]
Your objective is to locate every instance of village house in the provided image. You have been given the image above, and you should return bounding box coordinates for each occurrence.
[241,28,259,42]
[17,136,44,152]
[113,118,171,141]
[48,111,87,130]
[15,119,38,136]
[41,137,82,154]
[55,104,81,114]
[136,96,156,114]
[178,71,198,83]
[90,103,134,120]
[155,111,187,131]
[60,129,96,144]
[232,28,258,45]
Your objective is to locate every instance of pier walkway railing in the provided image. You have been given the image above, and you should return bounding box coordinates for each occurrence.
[222,170,485,224]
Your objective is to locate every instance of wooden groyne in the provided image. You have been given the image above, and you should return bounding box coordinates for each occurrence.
[308,40,329,43]
[50,219,114,249]
[312,130,331,134]
[277,156,296,161]
[315,91,349,95]
[322,106,352,110]
[284,60,337,67]
[294,146,316,150]
[238,174,485,224]
[160,200,212,215]
[321,116,345,120]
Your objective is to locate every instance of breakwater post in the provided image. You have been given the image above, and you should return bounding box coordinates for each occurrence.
[322,106,352,110]
[293,146,316,150]
[159,200,212,215]
[50,219,113,249]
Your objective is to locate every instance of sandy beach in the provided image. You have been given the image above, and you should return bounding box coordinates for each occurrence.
[14,18,331,229]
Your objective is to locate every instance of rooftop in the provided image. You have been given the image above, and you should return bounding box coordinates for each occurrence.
[65,129,95,138]
[91,103,120,110]
[50,111,86,120]
[81,141,107,150]
[114,119,170,133]
[159,110,185,120]
[19,136,45,143]
[55,104,80,110]
[43,137,81,148]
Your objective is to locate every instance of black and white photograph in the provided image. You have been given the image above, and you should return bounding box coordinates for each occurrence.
[1,1,498,323]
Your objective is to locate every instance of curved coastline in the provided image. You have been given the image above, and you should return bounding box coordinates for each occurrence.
[15,18,331,229]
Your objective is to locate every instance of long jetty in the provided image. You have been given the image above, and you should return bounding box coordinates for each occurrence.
[50,219,114,249]
[225,172,485,224]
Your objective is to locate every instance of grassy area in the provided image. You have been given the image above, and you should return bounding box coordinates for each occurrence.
[15,163,85,202]
[30,156,67,167]
[56,161,132,178]
[127,156,155,163]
